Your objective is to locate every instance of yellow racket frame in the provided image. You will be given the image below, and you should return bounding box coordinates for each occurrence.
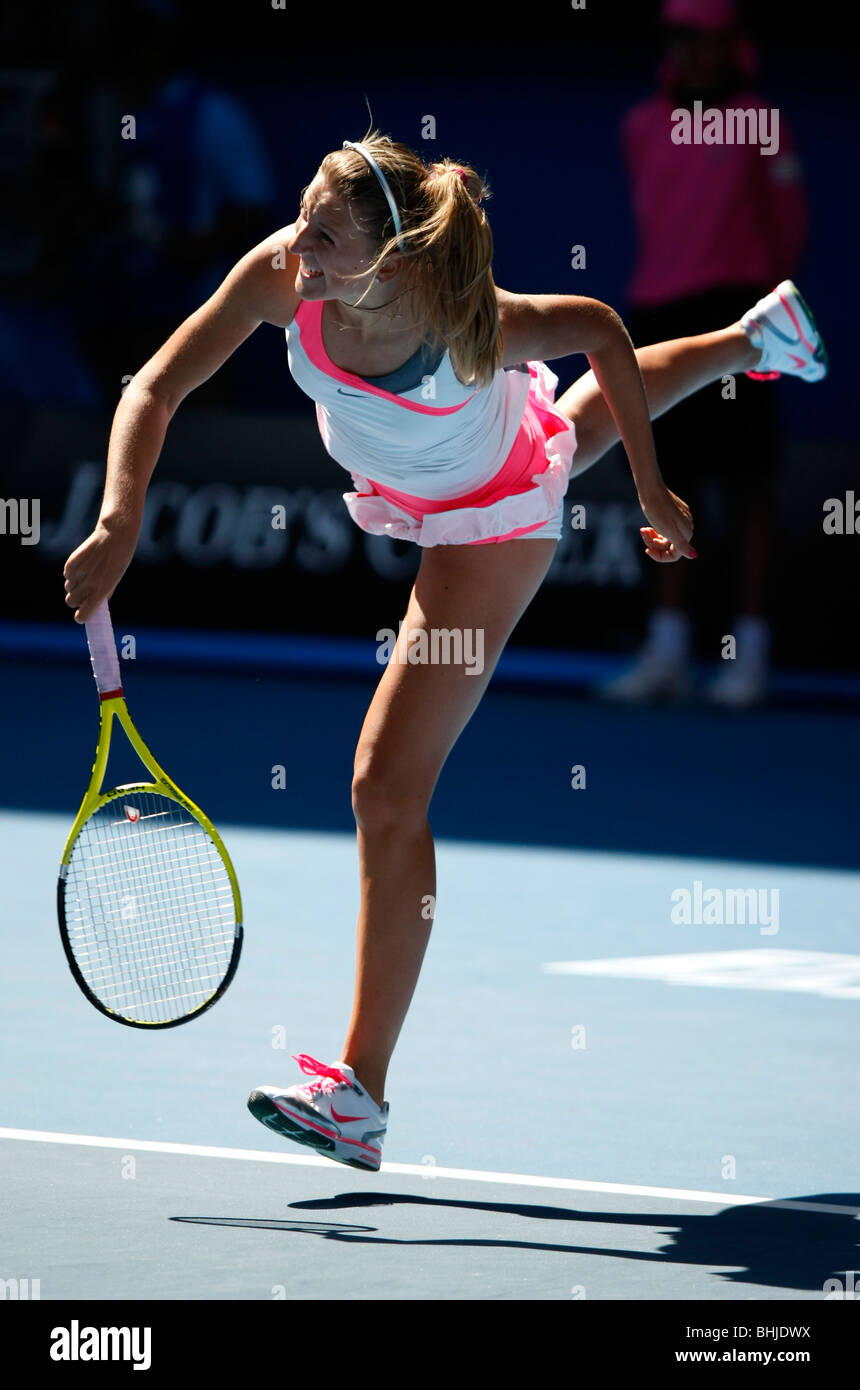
[58,692,243,1027]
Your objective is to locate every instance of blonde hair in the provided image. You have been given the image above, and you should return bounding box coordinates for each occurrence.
[314,127,503,390]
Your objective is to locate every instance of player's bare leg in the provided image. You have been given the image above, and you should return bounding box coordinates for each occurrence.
[339,537,557,1107]
[555,322,760,476]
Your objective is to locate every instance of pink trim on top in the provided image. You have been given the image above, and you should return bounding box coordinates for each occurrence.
[295,299,479,415]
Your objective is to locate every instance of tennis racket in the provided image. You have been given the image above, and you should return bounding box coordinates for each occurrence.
[57,599,243,1028]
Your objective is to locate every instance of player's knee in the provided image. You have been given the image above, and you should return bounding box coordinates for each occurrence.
[351,761,431,837]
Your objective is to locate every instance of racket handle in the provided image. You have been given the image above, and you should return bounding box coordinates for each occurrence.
[85,598,123,697]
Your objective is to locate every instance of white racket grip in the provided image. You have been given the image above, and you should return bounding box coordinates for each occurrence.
[85,599,122,695]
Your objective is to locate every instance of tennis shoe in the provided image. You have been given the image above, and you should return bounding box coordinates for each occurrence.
[597,649,693,703]
[704,660,768,708]
[704,615,770,709]
[741,280,828,382]
[248,1054,388,1172]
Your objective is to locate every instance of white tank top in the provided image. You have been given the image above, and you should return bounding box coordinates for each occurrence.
[284,299,533,500]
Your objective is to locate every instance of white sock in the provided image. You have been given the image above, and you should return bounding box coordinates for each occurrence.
[646,607,692,660]
[728,614,771,670]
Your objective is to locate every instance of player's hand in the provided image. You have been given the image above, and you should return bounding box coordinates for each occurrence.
[63,520,137,624]
[638,484,697,563]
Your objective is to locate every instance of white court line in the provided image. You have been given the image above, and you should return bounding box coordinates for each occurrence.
[542,950,860,1000]
[1,1128,857,1216]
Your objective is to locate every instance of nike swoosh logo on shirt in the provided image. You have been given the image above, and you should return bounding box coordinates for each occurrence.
[337,388,369,397]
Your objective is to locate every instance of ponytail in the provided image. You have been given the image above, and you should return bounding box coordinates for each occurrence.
[319,131,503,389]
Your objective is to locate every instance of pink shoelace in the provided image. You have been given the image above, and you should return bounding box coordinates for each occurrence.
[292,1053,351,1100]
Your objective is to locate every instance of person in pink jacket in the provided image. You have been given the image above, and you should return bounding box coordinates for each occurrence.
[601,0,809,706]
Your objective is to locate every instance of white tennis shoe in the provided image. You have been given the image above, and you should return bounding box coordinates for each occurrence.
[741,279,828,382]
[248,1054,388,1172]
[598,649,694,703]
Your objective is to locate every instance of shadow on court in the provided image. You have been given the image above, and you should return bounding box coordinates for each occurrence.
[2,657,858,870]
[171,1192,860,1294]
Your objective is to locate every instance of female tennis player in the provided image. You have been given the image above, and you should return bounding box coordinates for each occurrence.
[63,129,827,1171]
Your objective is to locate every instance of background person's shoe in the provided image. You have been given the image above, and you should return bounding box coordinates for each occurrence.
[704,615,771,709]
[597,607,694,704]
[599,649,694,703]
[704,661,768,709]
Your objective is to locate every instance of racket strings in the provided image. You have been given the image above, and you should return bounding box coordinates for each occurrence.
[63,792,238,1024]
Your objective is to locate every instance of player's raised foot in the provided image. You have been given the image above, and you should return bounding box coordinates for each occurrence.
[740,280,828,382]
[248,1054,388,1172]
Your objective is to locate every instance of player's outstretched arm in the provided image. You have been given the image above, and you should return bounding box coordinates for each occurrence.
[496,289,696,562]
[63,228,302,621]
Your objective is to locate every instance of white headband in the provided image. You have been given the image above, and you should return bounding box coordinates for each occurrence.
[342,140,405,251]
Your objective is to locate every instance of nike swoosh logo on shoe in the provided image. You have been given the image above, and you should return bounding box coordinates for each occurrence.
[777,291,818,354]
[788,353,806,368]
[330,1106,364,1123]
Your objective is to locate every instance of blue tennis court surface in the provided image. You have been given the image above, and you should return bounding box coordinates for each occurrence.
[1,656,858,1301]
